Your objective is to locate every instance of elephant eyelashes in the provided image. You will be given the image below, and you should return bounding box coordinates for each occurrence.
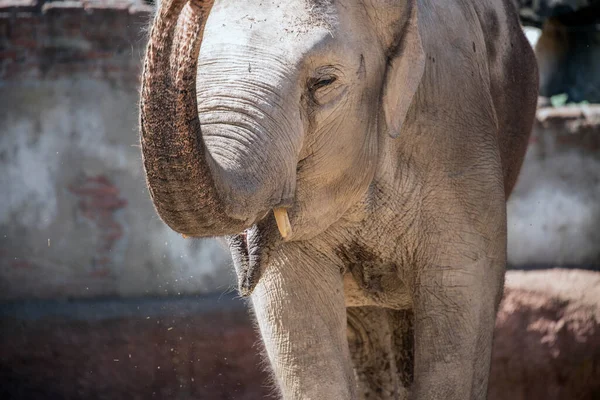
[308,75,345,105]
[311,76,337,90]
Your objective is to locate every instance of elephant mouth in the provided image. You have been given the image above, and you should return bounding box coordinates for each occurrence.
[226,214,282,296]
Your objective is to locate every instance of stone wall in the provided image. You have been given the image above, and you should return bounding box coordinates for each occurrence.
[0,0,151,82]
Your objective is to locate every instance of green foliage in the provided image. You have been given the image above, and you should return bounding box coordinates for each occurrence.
[550,93,568,107]
[550,93,591,107]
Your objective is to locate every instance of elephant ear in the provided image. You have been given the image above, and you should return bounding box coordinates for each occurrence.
[382,2,425,138]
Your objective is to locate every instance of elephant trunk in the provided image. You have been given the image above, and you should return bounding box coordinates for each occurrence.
[139,0,246,236]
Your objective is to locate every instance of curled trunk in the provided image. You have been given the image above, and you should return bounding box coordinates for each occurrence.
[139,0,244,236]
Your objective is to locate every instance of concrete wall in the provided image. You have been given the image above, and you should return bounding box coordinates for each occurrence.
[1,1,598,302]
[0,0,234,301]
[507,106,600,267]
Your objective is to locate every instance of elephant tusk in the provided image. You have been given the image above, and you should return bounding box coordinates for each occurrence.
[273,208,292,239]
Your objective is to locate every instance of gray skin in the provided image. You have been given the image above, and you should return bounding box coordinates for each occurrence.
[139,0,538,399]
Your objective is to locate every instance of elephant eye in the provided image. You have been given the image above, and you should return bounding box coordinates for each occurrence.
[308,72,345,105]
[310,76,337,91]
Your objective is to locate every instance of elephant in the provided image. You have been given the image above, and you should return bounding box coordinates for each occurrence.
[139,0,538,398]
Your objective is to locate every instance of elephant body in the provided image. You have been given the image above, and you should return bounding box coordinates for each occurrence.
[140,0,538,399]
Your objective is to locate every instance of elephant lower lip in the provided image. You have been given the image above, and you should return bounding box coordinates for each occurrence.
[227,216,281,296]
[227,225,260,296]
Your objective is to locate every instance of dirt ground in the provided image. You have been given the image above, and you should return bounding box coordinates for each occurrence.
[1,274,599,400]
[0,295,272,400]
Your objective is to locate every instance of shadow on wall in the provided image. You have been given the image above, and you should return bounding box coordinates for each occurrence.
[519,0,600,103]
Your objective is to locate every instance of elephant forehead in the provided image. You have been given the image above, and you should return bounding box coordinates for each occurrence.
[202,0,336,59]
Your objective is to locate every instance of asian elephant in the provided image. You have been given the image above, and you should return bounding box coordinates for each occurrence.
[139,0,538,398]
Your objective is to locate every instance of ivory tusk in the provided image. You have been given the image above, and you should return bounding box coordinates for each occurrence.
[273,208,292,239]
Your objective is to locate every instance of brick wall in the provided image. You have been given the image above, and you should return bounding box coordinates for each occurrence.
[0,0,152,83]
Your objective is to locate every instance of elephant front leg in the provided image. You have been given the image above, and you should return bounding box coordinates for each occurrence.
[409,255,505,400]
[250,245,357,400]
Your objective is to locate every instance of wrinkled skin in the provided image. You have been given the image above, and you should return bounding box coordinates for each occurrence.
[139,0,538,398]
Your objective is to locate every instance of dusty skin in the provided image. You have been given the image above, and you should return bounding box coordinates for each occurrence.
[139,0,538,399]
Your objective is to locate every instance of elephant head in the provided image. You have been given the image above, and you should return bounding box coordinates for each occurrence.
[140,0,425,241]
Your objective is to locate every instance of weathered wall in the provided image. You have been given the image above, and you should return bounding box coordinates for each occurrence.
[507,106,600,267]
[0,0,234,300]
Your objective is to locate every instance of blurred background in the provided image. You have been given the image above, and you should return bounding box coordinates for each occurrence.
[0,0,599,399]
